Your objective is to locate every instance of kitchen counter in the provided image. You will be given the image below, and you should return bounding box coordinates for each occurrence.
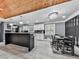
[6,32,33,34]
[5,32,34,51]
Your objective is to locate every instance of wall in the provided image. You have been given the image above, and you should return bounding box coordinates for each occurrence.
[55,22,65,36]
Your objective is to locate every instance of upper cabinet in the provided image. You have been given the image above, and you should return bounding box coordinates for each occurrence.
[19,25,34,33]
[34,24,44,30]
[45,24,55,35]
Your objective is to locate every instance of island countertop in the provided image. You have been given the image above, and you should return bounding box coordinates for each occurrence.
[5,32,34,51]
[5,32,33,34]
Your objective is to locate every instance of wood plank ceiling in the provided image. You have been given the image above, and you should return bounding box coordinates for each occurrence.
[0,0,70,19]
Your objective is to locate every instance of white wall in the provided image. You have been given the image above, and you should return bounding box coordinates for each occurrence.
[55,22,65,36]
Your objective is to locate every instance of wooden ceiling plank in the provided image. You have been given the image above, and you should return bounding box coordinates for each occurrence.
[0,0,70,18]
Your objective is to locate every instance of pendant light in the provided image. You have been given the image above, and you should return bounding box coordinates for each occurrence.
[19,16,23,24]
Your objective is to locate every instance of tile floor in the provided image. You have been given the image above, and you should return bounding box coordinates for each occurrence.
[0,39,78,59]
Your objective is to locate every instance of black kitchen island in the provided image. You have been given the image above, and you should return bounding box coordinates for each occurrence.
[5,32,34,51]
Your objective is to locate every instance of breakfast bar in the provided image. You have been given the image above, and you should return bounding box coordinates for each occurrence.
[5,32,34,51]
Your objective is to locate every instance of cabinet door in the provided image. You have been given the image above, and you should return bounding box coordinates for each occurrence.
[0,22,4,42]
[77,16,79,37]
[66,17,76,36]
[72,18,76,37]
[65,21,70,36]
[74,16,79,45]
[76,16,79,45]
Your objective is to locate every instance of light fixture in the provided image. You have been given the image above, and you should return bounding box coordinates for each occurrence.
[48,12,58,19]
[9,23,13,26]
[19,21,23,24]
[62,16,66,19]
[19,16,23,24]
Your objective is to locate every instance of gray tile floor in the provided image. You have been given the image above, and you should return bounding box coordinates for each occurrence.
[0,39,78,59]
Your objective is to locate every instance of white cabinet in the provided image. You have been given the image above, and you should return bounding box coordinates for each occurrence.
[45,24,55,35]
[34,24,44,30]
[19,25,34,33]
[34,24,45,40]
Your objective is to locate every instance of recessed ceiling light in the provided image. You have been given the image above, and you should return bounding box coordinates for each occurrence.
[19,22,23,24]
[62,16,66,19]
